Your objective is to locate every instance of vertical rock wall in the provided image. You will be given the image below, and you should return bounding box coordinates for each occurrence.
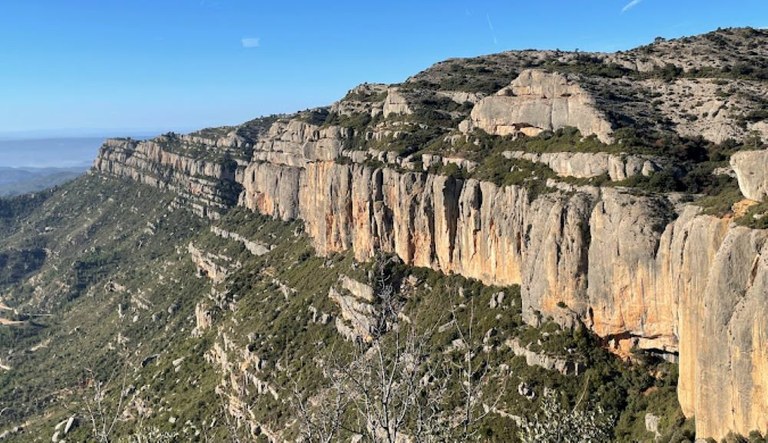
[238,155,768,440]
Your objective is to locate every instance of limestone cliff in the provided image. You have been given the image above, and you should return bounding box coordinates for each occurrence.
[98,126,768,439]
[239,149,767,440]
[676,222,768,438]
[91,28,768,439]
[93,137,243,219]
[97,139,762,440]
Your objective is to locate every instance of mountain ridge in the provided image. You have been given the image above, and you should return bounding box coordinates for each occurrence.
[91,26,768,440]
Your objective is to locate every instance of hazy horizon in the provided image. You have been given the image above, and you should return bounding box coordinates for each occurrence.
[0,136,153,169]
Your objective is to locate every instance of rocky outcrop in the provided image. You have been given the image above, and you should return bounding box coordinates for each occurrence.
[329,277,377,343]
[331,83,387,117]
[210,226,271,256]
[205,332,279,439]
[503,151,663,181]
[192,302,213,337]
[251,119,351,168]
[421,154,478,173]
[382,87,413,118]
[505,338,585,376]
[731,150,768,201]
[435,90,486,105]
[188,243,240,284]
[461,69,614,143]
[93,137,242,219]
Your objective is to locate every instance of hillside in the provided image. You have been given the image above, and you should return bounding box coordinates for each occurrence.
[1,27,768,442]
[0,167,86,197]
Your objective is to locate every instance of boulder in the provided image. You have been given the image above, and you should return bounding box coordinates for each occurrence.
[731,150,768,201]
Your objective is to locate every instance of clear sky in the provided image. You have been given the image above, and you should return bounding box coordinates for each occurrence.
[1,0,766,137]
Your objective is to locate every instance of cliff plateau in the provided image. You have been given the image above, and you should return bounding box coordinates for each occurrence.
[6,27,768,441]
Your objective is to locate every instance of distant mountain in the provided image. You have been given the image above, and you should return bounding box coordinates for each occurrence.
[0,166,86,196]
[0,136,119,196]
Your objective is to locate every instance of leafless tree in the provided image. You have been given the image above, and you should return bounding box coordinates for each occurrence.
[292,255,508,442]
[80,365,130,443]
[448,298,506,438]
[292,320,448,442]
[290,372,350,443]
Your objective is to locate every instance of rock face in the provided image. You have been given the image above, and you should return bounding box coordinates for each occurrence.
[238,157,768,440]
[244,162,530,287]
[93,137,242,219]
[731,150,768,201]
[238,153,753,386]
[461,69,614,143]
[676,225,768,438]
[238,154,680,365]
[331,83,387,117]
[503,151,663,181]
[382,87,413,118]
[435,90,486,105]
[188,243,240,284]
[192,302,213,337]
[210,226,271,256]
[251,119,350,167]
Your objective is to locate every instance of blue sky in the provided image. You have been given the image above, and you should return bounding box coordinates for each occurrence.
[0,0,766,137]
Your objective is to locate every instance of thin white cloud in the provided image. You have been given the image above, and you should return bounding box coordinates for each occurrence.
[486,14,498,45]
[621,0,642,13]
[241,37,260,48]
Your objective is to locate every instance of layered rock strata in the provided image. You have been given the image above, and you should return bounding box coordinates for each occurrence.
[502,151,663,181]
[94,114,768,440]
[93,138,243,219]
